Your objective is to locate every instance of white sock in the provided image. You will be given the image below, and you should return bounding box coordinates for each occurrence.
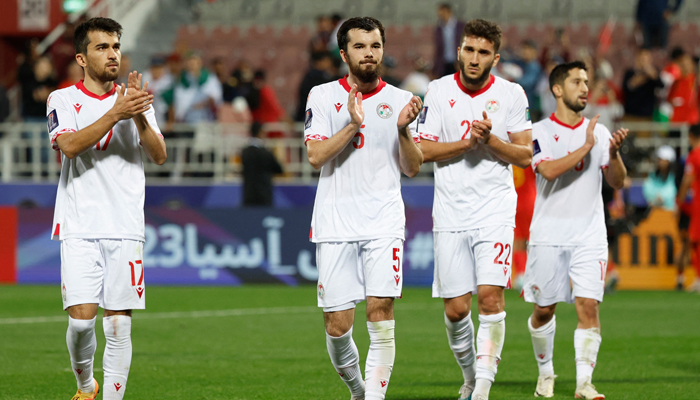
[66,316,97,392]
[326,327,365,398]
[365,320,395,400]
[528,315,556,376]
[473,312,506,397]
[103,315,132,400]
[574,328,601,387]
[445,312,476,384]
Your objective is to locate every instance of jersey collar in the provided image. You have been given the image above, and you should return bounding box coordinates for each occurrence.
[549,113,584,130]
[76,80,118,100]
[454,72,495,97]
[338,75,386,100]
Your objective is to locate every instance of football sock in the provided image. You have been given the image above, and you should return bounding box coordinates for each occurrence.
[365,320,395,400]
[444,312,476,384]
[574,328,602,387]
[66,316,97,392]
[103,315,132,400]
[326,327,365,398]
[528,315,556,376]
[473,311,506,397]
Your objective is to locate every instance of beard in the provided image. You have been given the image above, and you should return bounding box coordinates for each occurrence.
[458,58,492,87]
[87,60,119,83]
[563,96,586,112]
[348,58,381,84]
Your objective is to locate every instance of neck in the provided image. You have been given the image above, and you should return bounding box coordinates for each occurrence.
[346,74,379,94]
[553,103,583,126]
[83,74,115,95]
[460,71,491,92]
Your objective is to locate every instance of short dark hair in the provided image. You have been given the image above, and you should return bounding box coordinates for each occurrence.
[462,19,502,53]
[438,3,452,11]
[74,17,122,55]
[337,17,385,53]
[670,46,685,61]
[549,61,588,95]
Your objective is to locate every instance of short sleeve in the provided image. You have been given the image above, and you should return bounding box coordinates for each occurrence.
[303,86,331,144]
[417,81,442,142]
[531,124,554,172]
[506,84,532,137]
[46,91,77,151]
[598,125,613,169]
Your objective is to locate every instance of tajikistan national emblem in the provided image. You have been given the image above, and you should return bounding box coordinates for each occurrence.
[485,99,500,113]
[376,103,393,119]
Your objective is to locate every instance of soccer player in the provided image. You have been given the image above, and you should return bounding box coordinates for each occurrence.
[47,17,166,400]
[304,17,423,400]
[524,61,627,399]
[677,125,700,293]
[418,19,533,400]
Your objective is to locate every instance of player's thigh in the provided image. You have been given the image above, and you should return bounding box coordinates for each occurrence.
[570,245,608,303]
[433,231,476,298]
[316,241,364,309]
[523,245,573,306]
[61,239,103,311]
[362,237,404,298]
[101,239,146,311]
[473,225,515,288]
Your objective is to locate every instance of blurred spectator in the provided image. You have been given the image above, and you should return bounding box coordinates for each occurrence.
[211,57,236,102]
[667,54,699,124]
[167,53,183,79]
[164,52,222,123]
[536,58,561,120]
[17,39,40,116]
[381,55,402,87]
[622,48,663,122]
[400,57,431,100]
[661,47,686,89]
[241,122,283,207]
[582,61,624,130]
[539,28,571,67]
[0,83,9,123]
[310,15,333,55]
[433,3,465,78]
[230,60,257,107]
[643,145,677,210]
[21,56,57,120]
[142,55,174,128]
[116,53,131,86]
[327,13,345,64]
[49,22,76,80]
[516,40,542,121]
[295,51,334,121]
[250,69,286,125]
[58,60,84,89]
[635,0,683,49]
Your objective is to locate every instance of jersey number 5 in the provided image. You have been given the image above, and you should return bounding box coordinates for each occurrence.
[353,124,366,149]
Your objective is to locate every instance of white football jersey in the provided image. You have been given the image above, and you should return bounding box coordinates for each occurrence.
[47,80,163,242]
[418,73,532,231]
[305,77,419,242]
[529,114,612,246]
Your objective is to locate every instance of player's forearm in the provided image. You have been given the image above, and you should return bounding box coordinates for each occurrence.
[398,127,423,177]
[306,122,359,169]
[134,115,167,165]
[55,112,119,159]
[604,153,626,190]
[420,140,471,162]
[486,136,533,169]
[536,144,592,181]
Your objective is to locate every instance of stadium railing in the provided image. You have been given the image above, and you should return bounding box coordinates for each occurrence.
[0,121,689,183]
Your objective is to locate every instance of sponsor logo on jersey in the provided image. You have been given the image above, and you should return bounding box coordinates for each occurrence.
[485,99,500,113]
[334,103,343,112]
[47,109,59,132]
[304,108,313,130]
[418,106,428,124]
[136,287,144,298]
[554,134,559,142]
[449,99,456,108]
[533,139,541,156]
[74,103,82,114]
[376,103,393,119]
[526,107,530,121]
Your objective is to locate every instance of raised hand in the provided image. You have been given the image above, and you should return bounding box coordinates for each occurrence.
[347,84,364,128]
[586,114,599,148]
[110,83,154,121]
[472,111,492,144]
[398,95,423,129]
[127,70,150,93]
[609,127,628,155]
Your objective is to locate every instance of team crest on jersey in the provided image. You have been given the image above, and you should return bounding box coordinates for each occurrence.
[304,108,313,130]
[376,103,393,119]
[317,283,325,299]
[530,285,541,300]
[418,106,428,124]
[47,109,59,132]
[485,99,500,113]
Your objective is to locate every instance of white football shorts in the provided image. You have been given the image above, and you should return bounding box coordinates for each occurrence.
[432,225,514,298]
[523,245,608,306]
[316,238,404,311]
[60,238,146,311]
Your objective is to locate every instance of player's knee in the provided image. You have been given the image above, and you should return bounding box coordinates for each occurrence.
[533,305,556,325]
[325,321,352,337]
[444,302,471,322]
[477,290,504,314]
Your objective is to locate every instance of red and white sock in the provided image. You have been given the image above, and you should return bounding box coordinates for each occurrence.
[473,311,507,397]
[365,320,395,400]
[102,315,132,400]
[66,316,97,392]
[528,315,556,376]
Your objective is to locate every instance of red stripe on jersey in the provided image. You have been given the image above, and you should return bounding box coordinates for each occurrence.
[338,75,387,100]
[420,133,439,142]
[102,129,114,151]
[76,80,117,100]
[533,157,553,169]
[53,223,60,236]
[454,73,495,97]
[549,113,584,130]
[413,136,420,143]
[304,134,328,144]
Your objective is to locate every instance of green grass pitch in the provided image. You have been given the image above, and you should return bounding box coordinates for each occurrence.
[0,286,698,399]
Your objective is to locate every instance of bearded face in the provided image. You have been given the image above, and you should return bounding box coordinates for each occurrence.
[456,36,499,88]
[347,51,382,83]
[341,28,384,84]
[81,30,121,83]
[458,56,493,87]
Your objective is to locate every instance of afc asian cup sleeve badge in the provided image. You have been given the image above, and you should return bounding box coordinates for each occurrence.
[485,99,500,113]
[376,103,393,119]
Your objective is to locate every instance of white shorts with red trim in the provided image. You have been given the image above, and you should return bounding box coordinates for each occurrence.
[523,244,608,306]
[432,225,514,298]
[316,238,404,310]
[60,238,146,311]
